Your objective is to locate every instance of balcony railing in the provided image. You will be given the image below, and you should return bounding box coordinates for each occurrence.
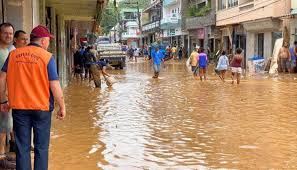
[160,16,181,29]
[122,32,140,39]
[142,20,161,32]
[185,12,215,30]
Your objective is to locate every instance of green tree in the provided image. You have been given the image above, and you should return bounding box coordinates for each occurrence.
[100,0,149,34]
[100,2,118,35]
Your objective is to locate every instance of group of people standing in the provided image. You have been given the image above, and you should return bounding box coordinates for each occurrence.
[0,23,65,170]
[165,45,187,61]
[189,46,243,84]
[73,45,111,88]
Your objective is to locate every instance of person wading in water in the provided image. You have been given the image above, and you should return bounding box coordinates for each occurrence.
[230,48,243,84]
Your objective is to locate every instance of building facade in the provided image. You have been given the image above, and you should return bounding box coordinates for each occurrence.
[185,0,218,53]
[142,0,162,45]
[216,0,291,67]
[119,8,141,47]
[161,0,188,47]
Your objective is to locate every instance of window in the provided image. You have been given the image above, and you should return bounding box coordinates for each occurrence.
[218,0,226,10]
[228,0,238,8]
[257,33,264,57]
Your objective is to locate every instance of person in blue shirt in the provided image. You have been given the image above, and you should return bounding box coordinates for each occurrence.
[198,47,208,81]
[289,41,297,73]
[152,47,164,78]
[216,50,229,82]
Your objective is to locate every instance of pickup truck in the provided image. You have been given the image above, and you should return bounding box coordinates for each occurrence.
[97,43,126,69]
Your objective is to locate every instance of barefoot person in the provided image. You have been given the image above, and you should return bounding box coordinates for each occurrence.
[189,47,199,75]
[152,47,164,78]
[278,42,290,73]
[197,48,208,81]
[216,50,229,82]
[230,48,243,84]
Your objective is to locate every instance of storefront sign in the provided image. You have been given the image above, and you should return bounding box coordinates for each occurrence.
[197,28,205,39]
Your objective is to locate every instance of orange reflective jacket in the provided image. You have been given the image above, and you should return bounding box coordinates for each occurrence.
[7,46,52,111]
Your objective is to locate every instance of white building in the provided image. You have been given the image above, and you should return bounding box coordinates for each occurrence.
[161,0,187,47]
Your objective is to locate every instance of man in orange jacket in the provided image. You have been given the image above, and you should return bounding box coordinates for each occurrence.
[0,25,66,170]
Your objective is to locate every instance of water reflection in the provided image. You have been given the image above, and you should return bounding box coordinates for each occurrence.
[49,60,297,169]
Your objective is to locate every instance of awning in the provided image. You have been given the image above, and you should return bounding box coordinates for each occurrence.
[46,0,107,21]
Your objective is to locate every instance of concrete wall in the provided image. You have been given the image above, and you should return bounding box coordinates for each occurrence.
[290,19,297,45]
[57,15,67,87]
[23,0,33,33]
[39,0,45,25]
[6,0,23,31]
[246,32,255,61]
[2,0,37,33]
[217,0,291,26]
[32,0,40,27]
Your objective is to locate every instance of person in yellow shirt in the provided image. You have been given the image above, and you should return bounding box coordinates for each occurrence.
[171,46,177,59]
[190,48,199,74]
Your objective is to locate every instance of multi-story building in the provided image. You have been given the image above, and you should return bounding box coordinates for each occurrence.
[185,0,218,53]
[142,0,162,45]
[216,0,291,65]
[161,0,188,47]
[119,8,141,47]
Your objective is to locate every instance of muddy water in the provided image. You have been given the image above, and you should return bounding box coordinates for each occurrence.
[49,60,297,169]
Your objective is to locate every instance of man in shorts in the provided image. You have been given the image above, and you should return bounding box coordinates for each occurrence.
[278,41,290,73]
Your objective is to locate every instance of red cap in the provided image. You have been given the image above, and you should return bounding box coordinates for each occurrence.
[30,25,54,39]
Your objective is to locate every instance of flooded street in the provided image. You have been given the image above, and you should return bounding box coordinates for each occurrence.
[49,60,297,169]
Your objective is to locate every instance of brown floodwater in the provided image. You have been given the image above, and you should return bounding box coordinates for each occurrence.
[49,60,297,170]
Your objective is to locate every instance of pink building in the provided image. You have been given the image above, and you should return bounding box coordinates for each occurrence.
[216,0,292,68]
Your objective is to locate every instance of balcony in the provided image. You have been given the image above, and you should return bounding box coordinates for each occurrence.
[185,12,215,30]
[160,16,181,29]
[142,20,160,32]
[122,32,140,40]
